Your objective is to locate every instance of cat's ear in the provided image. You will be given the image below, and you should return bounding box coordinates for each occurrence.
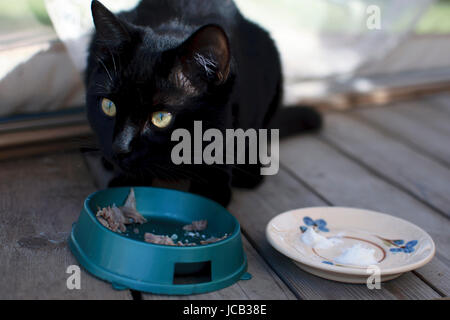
[179,25,231,85]
[91,0,130,47]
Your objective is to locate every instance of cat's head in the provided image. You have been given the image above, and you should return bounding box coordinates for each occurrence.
[86,0,233,176]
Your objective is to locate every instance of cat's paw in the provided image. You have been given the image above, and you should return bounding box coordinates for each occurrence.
[108,176,132,188]
[213,188,232,208]
[190,184,232,208]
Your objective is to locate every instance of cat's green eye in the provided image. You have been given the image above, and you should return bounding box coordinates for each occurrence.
[151,111,173,128]
[101,98,116,117]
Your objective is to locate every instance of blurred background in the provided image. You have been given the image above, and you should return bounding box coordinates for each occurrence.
[0,0,450,159]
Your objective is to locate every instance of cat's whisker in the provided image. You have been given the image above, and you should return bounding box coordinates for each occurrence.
[96,55,114,82]
[95,83,109,91]
[108,49,118,76]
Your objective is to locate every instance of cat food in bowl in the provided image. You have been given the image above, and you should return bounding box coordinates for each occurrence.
[69,187,248,295]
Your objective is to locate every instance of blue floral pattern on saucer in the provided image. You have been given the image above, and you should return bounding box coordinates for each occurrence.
[300,217,329,233]
[377,237,418,254]
[389,240,418,253]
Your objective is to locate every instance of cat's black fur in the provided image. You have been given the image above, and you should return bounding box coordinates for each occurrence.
[85,0,322,207]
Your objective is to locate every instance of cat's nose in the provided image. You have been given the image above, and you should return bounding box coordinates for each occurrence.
[113,124,136,156]
[112,140,131,156]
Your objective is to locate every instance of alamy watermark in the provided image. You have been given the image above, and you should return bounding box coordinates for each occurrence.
[171,121,280,176]
[367,5,381,30]
[366,265,381,290]
[66,265,81,290]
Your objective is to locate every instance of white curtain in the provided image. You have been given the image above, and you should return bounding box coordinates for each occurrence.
[234,0,438,103]
[45,0,141,71]
[0,0,139,117]
[47,0,435,77]
[235,0,435,78]
[0,0,439,116]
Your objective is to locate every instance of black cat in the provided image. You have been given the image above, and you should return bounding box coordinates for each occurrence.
[85,0,321,207]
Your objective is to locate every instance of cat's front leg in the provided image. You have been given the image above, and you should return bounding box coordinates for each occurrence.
[189,165,232,207]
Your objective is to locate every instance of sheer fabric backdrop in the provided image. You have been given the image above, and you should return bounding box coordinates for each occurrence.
[0,0,440,116]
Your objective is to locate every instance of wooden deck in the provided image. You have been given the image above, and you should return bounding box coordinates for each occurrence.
[1,93,449,300]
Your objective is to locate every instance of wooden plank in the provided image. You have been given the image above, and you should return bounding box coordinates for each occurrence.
[0,123,92,149]
[0,112,87,134]
[81,152,296,300]
[280,136,450,296]
[428,93,450,116]
[355,102,450,167]
[236,238,297,300]
[389,100,450,137]
[321,112,450,218]
[0,140,91,162]
[0,152,131,299]
[412,258,450,296]
[142,237,296,300]
[229,169,441,299]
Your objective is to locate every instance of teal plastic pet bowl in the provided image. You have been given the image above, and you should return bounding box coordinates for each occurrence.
[69,187,249,295]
